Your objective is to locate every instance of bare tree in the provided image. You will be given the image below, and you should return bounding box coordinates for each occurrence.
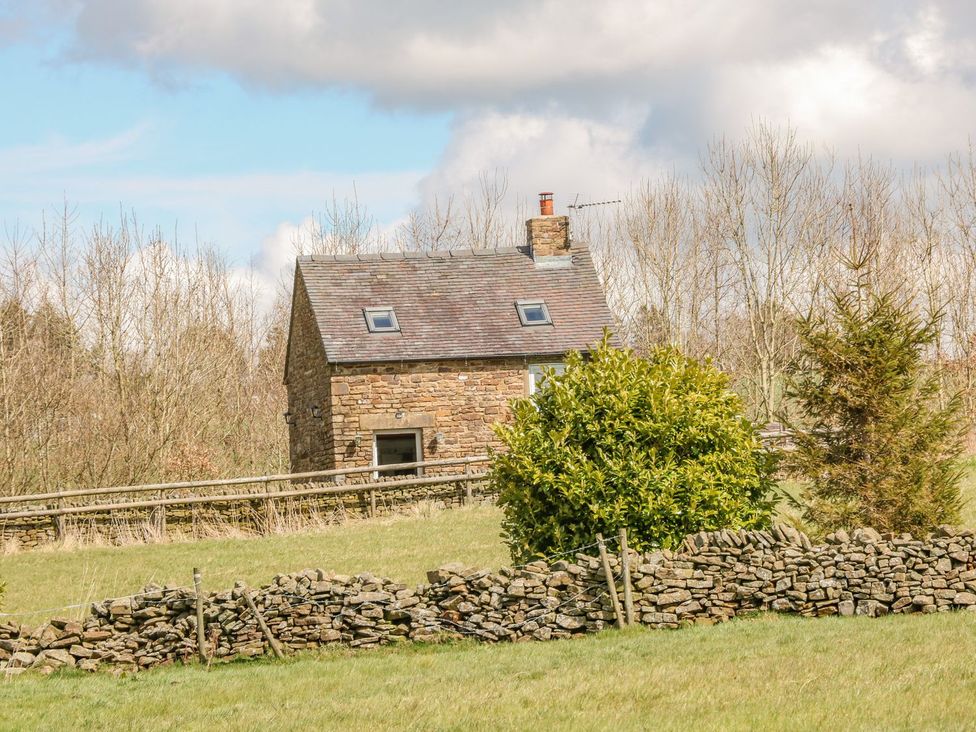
[7,130,976,496]
[394,194,463,251]
[701,123,836,420]
[617,176,704,351]
[395,169,526,252]
[0,211,288,495]
[294,189,379,257]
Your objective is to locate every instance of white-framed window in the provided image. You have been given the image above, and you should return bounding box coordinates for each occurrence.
[364,307,400,333]
[515,300,552,326]
[372,429,422,477]
[528,363,567,395]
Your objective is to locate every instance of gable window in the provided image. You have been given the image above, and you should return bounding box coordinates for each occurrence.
[364,307,400,333]
[516,300,552,326]
[528,363,566,395]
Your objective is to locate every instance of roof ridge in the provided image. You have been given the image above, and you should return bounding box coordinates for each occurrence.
[297,245,528,264]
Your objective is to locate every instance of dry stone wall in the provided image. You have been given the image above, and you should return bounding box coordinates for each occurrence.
[4,523,976,674]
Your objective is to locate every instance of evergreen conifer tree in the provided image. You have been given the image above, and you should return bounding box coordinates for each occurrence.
[785,262,967,534]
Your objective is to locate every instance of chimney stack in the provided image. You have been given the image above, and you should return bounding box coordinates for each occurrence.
[527,192,570,259]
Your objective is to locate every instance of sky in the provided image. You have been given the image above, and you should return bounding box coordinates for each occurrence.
[3,1,976,283]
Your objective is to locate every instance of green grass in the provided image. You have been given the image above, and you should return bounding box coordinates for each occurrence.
[4,470,976,730]
[6,462,975,618]
[0,506,508,618]
[3,613,976,731]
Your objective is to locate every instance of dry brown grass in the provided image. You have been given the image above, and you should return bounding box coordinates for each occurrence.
[0,496,470,557]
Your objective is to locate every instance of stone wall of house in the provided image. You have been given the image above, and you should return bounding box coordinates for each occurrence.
[286,269,551,477]
[4,524,976,674]
[0,479,493,550]
[285,274,334,473]
[326,358,531,473]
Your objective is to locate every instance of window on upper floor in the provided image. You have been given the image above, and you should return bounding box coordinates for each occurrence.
[515,300,552,326]
[528,363,567,395]
[363,307,400,333]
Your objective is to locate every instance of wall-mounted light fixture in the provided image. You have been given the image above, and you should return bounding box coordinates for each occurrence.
[354,433,362,447]
[434,432,445,446]
[309,405,323,419]
[283,411,296,425]
[395,410,405,419]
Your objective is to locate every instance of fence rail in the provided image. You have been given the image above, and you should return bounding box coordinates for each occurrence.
[1,426,794,538]
[0,456,491,526]
[757,425,796,450]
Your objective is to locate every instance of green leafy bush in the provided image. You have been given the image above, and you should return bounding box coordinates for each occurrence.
[491,334,775,561]
[785,274,967,534]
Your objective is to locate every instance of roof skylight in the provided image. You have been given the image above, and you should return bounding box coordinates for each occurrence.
[516,300,552,326]
[364,307,400,333]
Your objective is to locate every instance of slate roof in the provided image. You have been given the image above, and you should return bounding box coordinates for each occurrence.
[295,245,615,364]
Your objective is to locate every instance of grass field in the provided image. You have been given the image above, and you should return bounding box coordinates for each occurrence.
[3,467,976,730]
[0,506,508,617]
[6,460,975,618]
[3,608,976,730]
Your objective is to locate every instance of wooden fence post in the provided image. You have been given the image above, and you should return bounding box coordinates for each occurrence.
[152,489,167,538]
[619,527,635,627]
[368,488,376,518]
[243,587,285,660]
[464,461,473,505]
[262,479,275,535]
[596,533,624,629]
[193,567,208,663]
[50,489,65,541]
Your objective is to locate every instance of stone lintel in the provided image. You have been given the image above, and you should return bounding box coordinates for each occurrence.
[360,413,435,431]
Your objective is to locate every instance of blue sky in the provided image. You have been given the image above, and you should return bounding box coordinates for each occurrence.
[0,19,450,265]
[4,1,976,282]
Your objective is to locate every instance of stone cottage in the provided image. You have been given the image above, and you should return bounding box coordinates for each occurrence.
[283,194,616,476]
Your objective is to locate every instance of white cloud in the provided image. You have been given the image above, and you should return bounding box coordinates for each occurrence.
[711,42,976,162]
[53,0,889,108]
[904,5,949,75]
[31,0,976,167]
[232,216,312,313]
[14,0,976,288]
[420,109,670,211]
[0,124,149,175]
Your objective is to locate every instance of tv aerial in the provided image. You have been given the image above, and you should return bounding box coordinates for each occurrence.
[567,193,622,211]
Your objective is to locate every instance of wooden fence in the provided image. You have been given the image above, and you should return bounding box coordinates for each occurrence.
[0,427,794,544]
[0,456,491,540]
[757,425,795,451]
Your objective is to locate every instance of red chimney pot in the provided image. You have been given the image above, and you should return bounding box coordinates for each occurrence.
[539,192,553,216]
